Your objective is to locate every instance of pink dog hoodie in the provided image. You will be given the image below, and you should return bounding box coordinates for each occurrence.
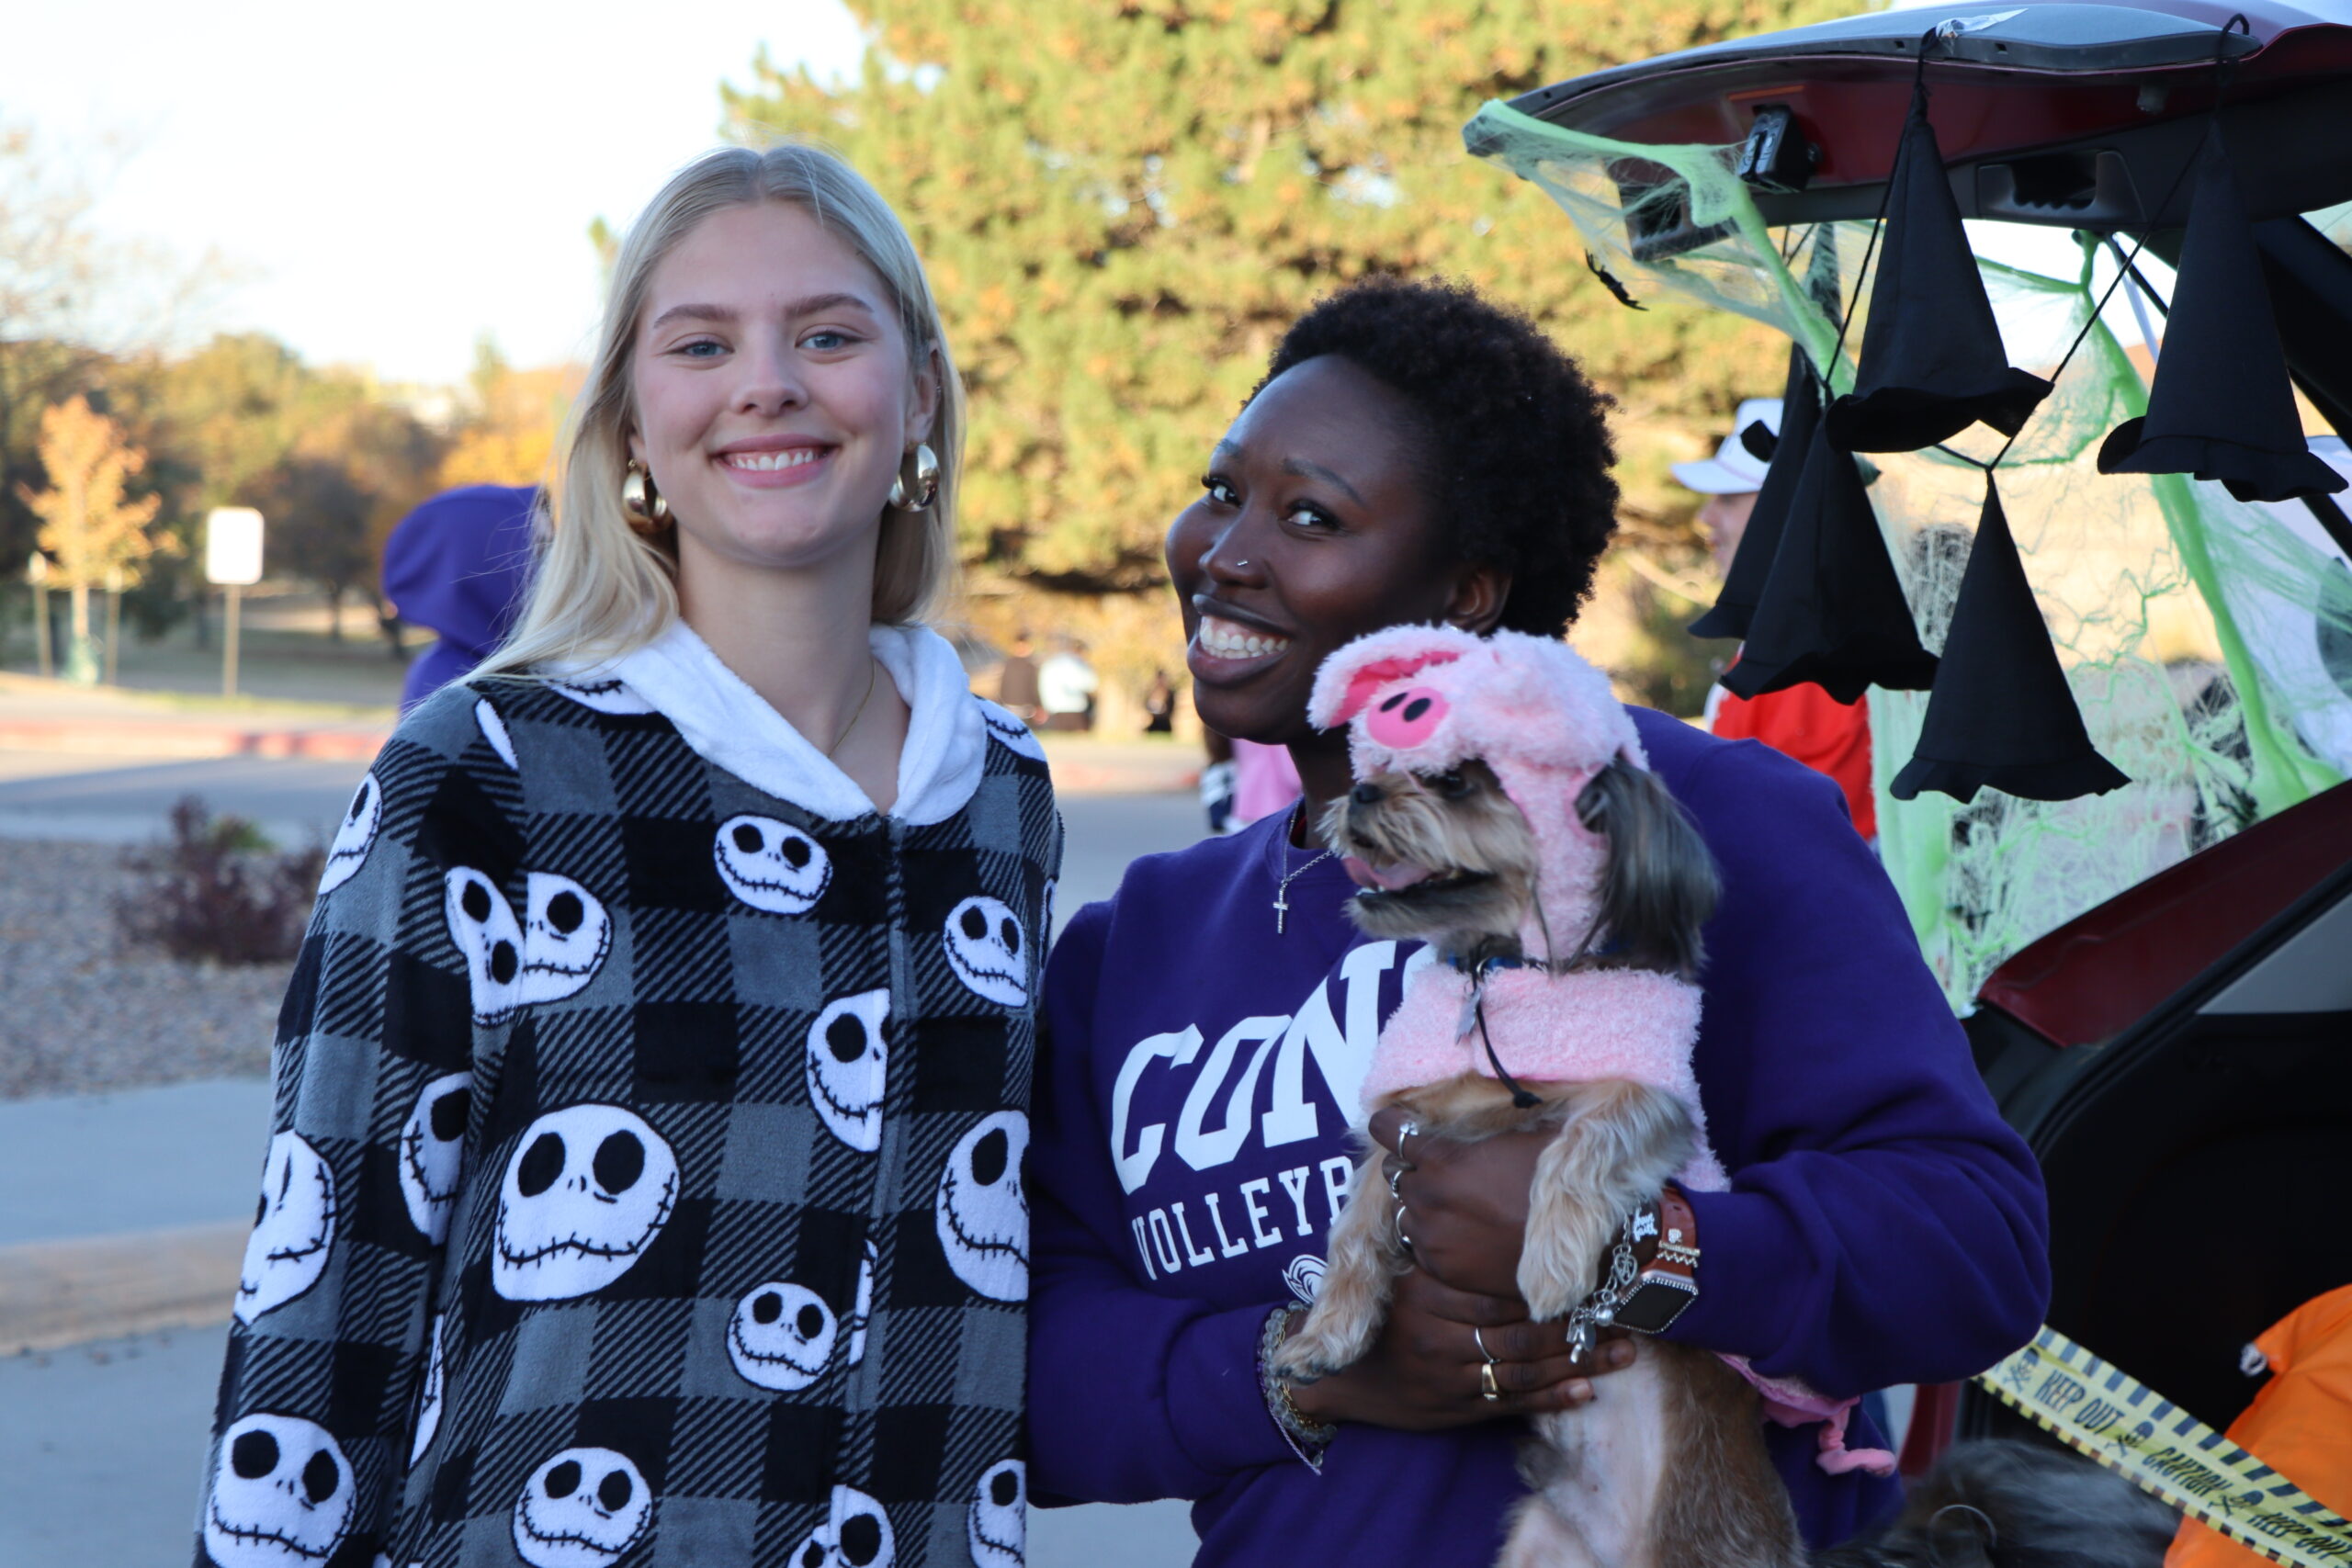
[1309,624,1893,1476]
[1307,624,1726,1190]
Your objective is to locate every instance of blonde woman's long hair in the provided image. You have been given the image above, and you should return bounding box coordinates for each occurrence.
[481,143,964,677]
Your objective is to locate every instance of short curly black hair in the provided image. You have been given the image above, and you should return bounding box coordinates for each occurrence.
[1254,277,1619,638]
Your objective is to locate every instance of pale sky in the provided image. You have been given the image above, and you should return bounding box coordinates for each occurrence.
[5,0,867,385]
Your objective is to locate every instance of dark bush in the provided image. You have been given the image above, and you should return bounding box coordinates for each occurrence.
[117,796,324,964]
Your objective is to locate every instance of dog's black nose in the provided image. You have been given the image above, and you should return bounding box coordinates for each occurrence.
[1351,782,1383,806]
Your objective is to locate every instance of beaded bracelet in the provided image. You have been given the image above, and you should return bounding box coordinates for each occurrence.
[1258,1306,1338,1468]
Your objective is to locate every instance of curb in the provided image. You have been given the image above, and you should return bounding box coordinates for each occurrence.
[0,718,1201,789]
[1046,761,1202,795]
[0,719,389,762]
[0,1219,243,1354]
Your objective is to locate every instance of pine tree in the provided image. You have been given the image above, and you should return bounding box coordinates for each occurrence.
[724,0,1824,602]
[18,394,169,682]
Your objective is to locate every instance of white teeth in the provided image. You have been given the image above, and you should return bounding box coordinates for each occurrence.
[722,448,823,471]
[1196,615,1290,660]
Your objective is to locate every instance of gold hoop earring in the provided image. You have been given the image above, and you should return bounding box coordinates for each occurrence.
[621,459,670,533]
[888,443,940,513]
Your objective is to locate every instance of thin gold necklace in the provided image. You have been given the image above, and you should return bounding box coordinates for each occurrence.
[825,658,879,758]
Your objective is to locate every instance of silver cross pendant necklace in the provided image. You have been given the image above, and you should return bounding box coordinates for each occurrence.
[1272,801,1335,935]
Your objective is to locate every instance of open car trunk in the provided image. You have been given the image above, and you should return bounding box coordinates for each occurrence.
[1961,778,2352,1438]
[1493,0,2352,440]
[1493,0,2352,1457]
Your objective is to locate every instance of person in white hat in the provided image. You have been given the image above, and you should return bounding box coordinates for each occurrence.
[1670,396,1781,576]
[1674,397,1878,841]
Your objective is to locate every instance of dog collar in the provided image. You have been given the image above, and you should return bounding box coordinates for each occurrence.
[1441,942,1622,979]
[1442,953,1545,1109]
[1442,952,1545,978]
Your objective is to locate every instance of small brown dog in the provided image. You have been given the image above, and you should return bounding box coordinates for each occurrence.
[1273,626,1806,1567]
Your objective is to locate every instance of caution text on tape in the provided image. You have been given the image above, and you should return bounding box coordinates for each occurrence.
[1973,1325,2352,1568]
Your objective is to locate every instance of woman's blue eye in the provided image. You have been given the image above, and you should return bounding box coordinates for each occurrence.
[803,330,857,351]
[679,340,725,358]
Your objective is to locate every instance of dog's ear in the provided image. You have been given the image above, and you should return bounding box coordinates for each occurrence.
[1574,759,1720,979]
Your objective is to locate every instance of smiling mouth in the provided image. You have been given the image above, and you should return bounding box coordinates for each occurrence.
[1194,615,1292,660]
[720,446,828,472]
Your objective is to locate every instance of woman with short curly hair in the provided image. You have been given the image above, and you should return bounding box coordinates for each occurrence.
[1025,277,2046,1563]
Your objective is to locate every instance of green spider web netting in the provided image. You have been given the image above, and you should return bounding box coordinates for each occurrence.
[1468,99,2352,1010]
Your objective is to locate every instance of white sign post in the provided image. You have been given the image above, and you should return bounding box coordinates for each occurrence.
[25,553,51,681]
[206,508,265,698]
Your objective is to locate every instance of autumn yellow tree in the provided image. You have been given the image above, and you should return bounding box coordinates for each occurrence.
[435,338,582,491]
[18,394,172,682]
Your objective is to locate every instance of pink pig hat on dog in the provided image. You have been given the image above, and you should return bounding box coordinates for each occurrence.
[1307,621,1646,953]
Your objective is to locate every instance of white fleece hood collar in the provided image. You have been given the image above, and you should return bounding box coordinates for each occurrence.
[591,619,987,825]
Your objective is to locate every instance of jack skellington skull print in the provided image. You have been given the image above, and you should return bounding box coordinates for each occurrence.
[205,662,1057,1567]
[397,1072,470,1243]
[789,1486,895,1568]
[492,1104,679,1302]
[944,896,1028,1008]
[967,1460,1025,1568]
[715,813,833,914]
[935,1111,1031,1302]
[236,1132,336,1325]
[806,989,890,1151]
[204,1413,354,1568]
[443,867,612,1023]
[727,1279,840,1392]
[317,773,381,897]
[511,1447,653,1568]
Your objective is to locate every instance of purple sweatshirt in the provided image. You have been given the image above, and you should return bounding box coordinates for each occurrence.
[1028,708,2051,1563]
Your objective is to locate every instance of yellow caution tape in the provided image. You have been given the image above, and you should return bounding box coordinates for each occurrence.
[1973,1325,2352,1568]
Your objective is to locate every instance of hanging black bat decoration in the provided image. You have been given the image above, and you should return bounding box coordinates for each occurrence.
[1585,252,1647,310]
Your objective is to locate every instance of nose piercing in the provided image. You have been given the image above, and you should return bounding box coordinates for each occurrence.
[1235,559,1250,568]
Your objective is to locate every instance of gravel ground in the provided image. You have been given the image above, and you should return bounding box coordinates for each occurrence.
[0,840,286,1100]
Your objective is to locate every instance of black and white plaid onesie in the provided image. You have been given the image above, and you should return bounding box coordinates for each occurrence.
[198,622,1061,1568]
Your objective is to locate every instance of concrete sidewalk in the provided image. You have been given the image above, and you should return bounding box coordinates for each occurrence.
[0,1080,269,1355]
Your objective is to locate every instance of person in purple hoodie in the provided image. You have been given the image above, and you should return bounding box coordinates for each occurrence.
[1027,277,2051,1564]
[379,482,538,711]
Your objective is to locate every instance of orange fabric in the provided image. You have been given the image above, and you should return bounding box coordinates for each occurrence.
[2166,1284,2352,1568]
[1710,683,1877,838]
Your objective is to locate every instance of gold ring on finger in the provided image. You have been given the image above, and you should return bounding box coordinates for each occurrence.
[1479,1360,1501,1402]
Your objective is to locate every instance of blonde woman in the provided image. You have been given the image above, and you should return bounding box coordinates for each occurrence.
[198,146,1059,1568]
